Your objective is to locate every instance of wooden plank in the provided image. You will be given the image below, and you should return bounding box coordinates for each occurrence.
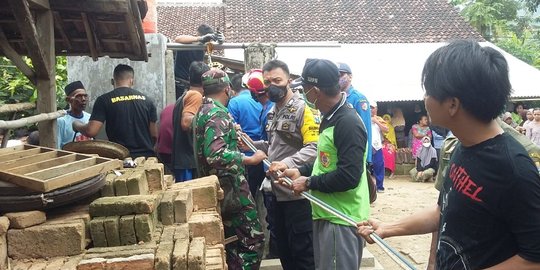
[53,11,72,50]
[49,0,129,14]
[128,0,145,59]
[0,150,62,169]
[8,0,50,79]
[35,2,57,148]
[7,153,80,174]
[0,27,36,84]
[0,148,44,162]
[25,156,98,180]
[43,159,122,191]
[81,12,98,61]
[0,170,46,191]
[0,144,29,154]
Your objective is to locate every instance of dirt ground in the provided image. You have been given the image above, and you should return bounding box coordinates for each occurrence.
[366,175,439,270]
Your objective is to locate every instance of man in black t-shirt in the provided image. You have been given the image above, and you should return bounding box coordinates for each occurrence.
[73,64,158,159]
[357,40,540,269]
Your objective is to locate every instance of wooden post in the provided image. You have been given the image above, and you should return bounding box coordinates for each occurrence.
[243,43,276,71]
[35,2,57,148]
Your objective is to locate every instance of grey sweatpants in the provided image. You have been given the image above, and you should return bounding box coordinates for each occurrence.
[313,219,364,270]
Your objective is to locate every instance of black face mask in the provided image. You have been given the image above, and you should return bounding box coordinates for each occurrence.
[267,85,287,102]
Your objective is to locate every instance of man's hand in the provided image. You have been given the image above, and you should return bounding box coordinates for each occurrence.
[72,120,83,133]
[200,33,215,43]
[356,218,385,244]
[291,176,309,195]
[268,161,288,175]
[275,168,301,190]
[243,150,266,166]
[237,131,253,152]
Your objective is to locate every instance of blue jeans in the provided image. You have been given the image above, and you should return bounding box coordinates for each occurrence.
[372,148,385,190]
[174,168,193,182]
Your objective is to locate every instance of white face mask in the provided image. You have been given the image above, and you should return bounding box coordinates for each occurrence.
[423,142,431,148]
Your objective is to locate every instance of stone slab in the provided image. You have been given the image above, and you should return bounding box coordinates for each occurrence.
[89,195,158,217]
[7,220,85,259]
[5,211,46,229]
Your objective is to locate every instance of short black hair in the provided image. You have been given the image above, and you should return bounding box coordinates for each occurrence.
[189,61,210,86]
[113,64,134,81]
[197,24,214,35]
[230,74,244,93]
[513,102,524,113]
[203,82,229,96]
[262,60,290,77]
[317,84,340,97]
[422,40,511,123]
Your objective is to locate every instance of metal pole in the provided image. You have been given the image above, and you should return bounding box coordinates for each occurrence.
[239,133,417,270]
[166,42,342,51]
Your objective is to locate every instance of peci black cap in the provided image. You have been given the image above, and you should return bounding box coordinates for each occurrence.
[64,81,85,96]
[301,58,339,88]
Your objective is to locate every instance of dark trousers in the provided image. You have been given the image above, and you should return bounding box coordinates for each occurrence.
[372,148,385,190]
[274,199,315,270]
[246,163,266,198]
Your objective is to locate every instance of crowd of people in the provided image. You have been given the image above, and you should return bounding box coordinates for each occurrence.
[49,34,540,270]
[502,102,540,147]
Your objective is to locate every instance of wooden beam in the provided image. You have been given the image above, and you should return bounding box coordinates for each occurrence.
[8,0,50,79]
[129,0,147,61]
[28,0,50,10]
[121,12,142,58]
[0,110,65,129]
[8,153,80,174]
[0,150,61,170]
[53,11,72,50]
[49,0,129,14]
[81,12,98,61]
[0,27,36,84]
[0,102,36,114]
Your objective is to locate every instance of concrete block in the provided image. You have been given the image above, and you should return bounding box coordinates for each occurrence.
[172,237,189,270]
[5,211,46,229]
[62,255,83,270]
[145,163,165,192]
[188,237,206,270]
[113,171,131,196]
[89,217,108,247]
[0,216,9,235]
[103,216,121,247]
[0,232,6,270]
[164,174,174,187]
[145,157,158,165]
[119,215,137,246]
[159,191,178,225]
[7,220,85,259]
[174,189,193,224]
[154,226,175,270]
[46,205,91,240]
[134,157,146,166]
[189,213,224,245]
[103,254,155,269]
[134,214,154,243]
[173,224,190,242]
[101,173,116,197]
[89,195,158,217]
[127,170,149,195]
[44,257,66,270]
[170,177,218,209]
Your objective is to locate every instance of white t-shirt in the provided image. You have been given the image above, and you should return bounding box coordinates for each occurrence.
[371,120,383,151]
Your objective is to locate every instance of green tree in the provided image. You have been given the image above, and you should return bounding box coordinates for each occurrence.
[523,0,540,11]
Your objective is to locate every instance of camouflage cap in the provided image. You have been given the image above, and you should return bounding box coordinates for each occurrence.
[202,69,231,87]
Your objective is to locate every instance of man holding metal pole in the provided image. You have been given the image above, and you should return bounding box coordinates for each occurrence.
[278,58,370,269]
[357,40,540,270]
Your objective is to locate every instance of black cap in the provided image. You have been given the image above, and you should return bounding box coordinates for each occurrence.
[64,81,85,96]
[301,58,339,88]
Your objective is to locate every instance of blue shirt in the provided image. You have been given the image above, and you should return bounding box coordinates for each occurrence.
[228,90,264,141]
[259,99,274,141]
[346,86,373,163]
[57,111,91,149]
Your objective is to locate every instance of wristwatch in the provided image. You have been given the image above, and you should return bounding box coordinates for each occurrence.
[305,177,312,190]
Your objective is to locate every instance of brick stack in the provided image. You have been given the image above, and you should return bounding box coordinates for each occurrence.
[6,157,227,270]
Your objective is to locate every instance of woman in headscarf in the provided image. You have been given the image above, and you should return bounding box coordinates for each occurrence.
[409,115,432,158]
[409,136,438,182]
[382,114,397,178]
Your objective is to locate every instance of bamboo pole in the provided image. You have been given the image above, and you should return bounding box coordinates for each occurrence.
[0,110,65,129]
[0,103,36,114]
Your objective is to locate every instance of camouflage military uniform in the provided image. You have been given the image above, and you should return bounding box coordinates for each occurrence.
[194,96,264,270]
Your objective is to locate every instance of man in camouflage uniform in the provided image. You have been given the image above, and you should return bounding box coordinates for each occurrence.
[194,69,266,269]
